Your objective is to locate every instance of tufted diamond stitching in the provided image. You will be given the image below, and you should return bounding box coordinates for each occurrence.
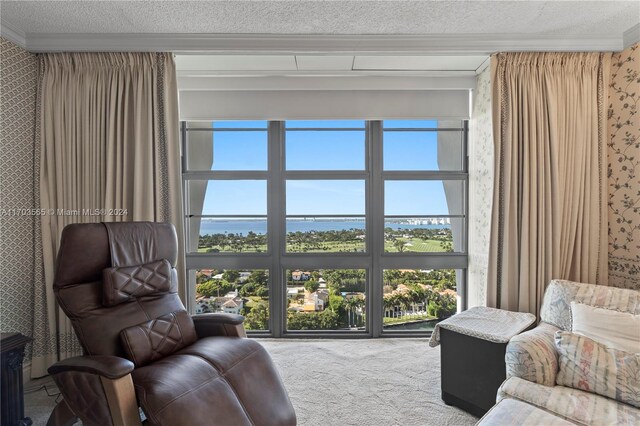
[120,310,197,367]
[103,259,172,306]
[145,314,183,358]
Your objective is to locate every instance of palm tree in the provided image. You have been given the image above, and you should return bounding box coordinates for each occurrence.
[383,295,394,318]
[387,293,401,318]
[393,239,406,253]
[353,296,365,327]
[409,286,426,316]
[398,294,411,318]
[345,297,359,328]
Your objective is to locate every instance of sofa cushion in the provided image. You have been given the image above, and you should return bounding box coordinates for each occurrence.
[120,310,197,367]
[498,376,640,425]
[103,259,173,306]
[540,280,640,331]
[505,322,560,387]
[131,337,296,426]
[478,398,574,426]
[571,302,640,353]
[555,331,640,408]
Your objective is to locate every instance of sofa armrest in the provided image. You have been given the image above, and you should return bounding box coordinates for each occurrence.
[505,322,559,387]
[48,355,134,379]
[192,313,247,338]
[48,356,140,426]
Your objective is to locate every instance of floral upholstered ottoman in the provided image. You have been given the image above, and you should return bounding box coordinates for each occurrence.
[429,307,536,416]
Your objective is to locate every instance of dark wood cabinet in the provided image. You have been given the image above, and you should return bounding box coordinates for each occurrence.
[440,328,510,417]
[1,333,33,426]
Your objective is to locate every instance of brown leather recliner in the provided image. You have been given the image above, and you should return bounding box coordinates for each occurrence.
[46,222,296,426]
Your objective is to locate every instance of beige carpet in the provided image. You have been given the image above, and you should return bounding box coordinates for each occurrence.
[24,339,478,426]
[261,339,477,426]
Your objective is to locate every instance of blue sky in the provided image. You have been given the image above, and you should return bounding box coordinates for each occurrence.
[198,120,455,216]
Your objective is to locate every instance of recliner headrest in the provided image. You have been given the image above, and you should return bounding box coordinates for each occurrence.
[103,259,174,306]
[55,221,178,288]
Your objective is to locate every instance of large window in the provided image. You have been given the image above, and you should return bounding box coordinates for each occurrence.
[183,120,467,336]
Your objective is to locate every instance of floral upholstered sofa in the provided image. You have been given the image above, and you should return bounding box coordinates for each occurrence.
[496,279,640,425]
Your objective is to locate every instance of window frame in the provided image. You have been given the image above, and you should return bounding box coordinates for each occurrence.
[182,120,468,337]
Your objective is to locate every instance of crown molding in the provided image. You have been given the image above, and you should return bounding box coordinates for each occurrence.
[23,33,623,54]
[1,19,26,48]
[623,24,640,48]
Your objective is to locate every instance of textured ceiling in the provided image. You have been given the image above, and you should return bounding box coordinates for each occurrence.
[1,1,638,35]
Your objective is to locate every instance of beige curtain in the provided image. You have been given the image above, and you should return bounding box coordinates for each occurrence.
[487,52,610,317]
[31,52,184,377]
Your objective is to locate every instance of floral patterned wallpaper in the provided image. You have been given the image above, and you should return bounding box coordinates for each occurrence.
[468,65,494,307]
[608,43,640,289]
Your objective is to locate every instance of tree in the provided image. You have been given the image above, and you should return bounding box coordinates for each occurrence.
[218,234,230,252]
[255,285,269,298]
[408,285,427,314]
[328,294,346,327]
[398,294,411,317]
[222,270,240,283]
[230,238,245,253]
[440,240,453,252]
[248,270,268,286]
[304,280,320,294]
[345,297,358,327]
[387,293,402,318]
[328,294,344,312]
[383,295,394,318]
[428,300,441,318]
[245,231,261,252]
[239,282,256,297]
[438,294,457,318]
[244,301,269,330]
[383,269,402,287]
[393,239,406,253]
[344,296,365,328]
[353,297,365,326]
[196,280,234,297]
[287,309,338,330]
[325,269,365,293]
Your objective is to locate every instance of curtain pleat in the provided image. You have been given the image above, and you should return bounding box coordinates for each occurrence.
[31,52,184,377]
[487,52,610,317]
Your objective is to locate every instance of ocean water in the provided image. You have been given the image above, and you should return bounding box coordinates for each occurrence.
[198,220,449,235]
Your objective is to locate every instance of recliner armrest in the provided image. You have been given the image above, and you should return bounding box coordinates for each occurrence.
[48,355,134,379]
[505,322,559,387]
[48,355,140,426]
[192,313,247,338]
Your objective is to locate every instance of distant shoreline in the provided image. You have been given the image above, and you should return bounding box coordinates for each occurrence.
[197,219,451,235]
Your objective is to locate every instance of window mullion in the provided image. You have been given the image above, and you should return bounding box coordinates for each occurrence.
[268,121,285,337]
[461,120,470,310]
[284,171,368,180]
[369,120,384,337]
[382,171,468,180]
[183,171,269,180]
